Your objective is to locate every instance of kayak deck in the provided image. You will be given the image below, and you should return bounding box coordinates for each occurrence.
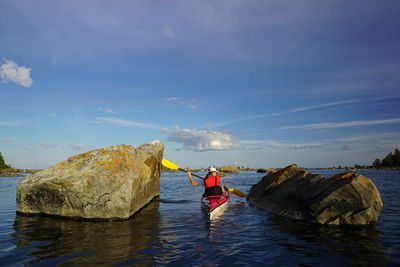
[201,191,229,220]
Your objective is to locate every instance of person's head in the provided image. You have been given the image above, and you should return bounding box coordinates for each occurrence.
[209,167,218,176]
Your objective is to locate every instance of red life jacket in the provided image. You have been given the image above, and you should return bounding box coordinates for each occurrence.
[204,175,221,188]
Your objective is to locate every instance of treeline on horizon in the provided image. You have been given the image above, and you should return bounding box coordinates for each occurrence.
[0,152,10,170]
[371,148,400,168]
[342,148,400,169]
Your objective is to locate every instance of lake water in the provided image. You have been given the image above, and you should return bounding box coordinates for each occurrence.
[0,170,399,266]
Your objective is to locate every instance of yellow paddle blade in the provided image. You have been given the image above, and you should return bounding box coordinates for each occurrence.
[228,188,247,198]
[162,159,179,170]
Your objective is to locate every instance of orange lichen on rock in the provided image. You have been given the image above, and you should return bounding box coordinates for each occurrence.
[340,172,357,179]
[107,159,121,171]
[16,141,164,220]
[356,175,371,185]
[331,172,357,180]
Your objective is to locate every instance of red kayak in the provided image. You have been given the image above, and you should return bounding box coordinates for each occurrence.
[201,191,229,220]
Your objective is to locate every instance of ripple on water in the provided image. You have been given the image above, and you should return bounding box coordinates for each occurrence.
[0,171,399,265]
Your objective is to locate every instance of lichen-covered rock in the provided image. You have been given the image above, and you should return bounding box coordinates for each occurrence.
[247,164,383,225]
[16,141,164,220]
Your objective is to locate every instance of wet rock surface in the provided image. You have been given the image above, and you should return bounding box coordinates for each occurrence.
[248,164,383,225]
[16,141,163,220]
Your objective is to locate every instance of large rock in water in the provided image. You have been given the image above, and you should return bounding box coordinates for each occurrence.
[247,164,383,225]
[16,141,163,220]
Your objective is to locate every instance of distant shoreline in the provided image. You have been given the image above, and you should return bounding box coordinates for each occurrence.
[0,168,40,177]
[2,166,399,178]
[161,167,400,173]
[304,167,400,171]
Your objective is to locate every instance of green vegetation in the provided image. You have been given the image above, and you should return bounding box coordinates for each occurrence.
[218,166,240,173]
[332,148,400,169]
[0,152,38,177]
[372,148,400,168]
[0,152,10,170]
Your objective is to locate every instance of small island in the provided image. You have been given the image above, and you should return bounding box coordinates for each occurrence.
[0,152,39,177]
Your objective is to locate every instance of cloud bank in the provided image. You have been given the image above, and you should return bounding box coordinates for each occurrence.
[40,142,60,149]
[68,144,89,150]
[166,97,197,109]
[210,96,400,128]
[282,118,400,130]
[162,126,237,151]
[0,119,27,127]
[99,108,116,114]
[0,60,33,87]
[97,117,156,128]
[239,140,325,151]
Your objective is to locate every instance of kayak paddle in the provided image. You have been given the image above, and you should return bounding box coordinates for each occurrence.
[227,188,247,198]
[161,159,247,198]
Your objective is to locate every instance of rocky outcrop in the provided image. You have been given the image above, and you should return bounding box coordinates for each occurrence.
[16,141,163,220]
[256,168,278,173]
[247,164,383,225]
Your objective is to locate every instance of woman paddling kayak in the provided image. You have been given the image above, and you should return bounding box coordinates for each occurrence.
[187,167,229,220]
[187,167,226,197]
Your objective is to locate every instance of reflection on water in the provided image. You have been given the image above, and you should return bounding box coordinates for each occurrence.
[1,171,400,266]
[268,214,387,266]
[12,202,161,266]
[158,199,192,204]
[206,203,246,242]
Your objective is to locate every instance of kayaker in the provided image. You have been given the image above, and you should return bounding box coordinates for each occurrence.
[187,167,226,197]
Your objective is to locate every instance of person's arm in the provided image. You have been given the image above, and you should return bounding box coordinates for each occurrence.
[187,171,199,186]
[219,176,226,193]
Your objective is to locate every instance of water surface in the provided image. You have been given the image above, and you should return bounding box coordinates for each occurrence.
[0,170,399,266]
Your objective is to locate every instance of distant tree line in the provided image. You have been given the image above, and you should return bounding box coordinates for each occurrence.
[333,148,400,169]
[0,152,11,170]
[372,148,400,168]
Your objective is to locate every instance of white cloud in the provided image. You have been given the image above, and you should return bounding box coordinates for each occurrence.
[210,99,361,127]
[282,118,400,130]
[68,144,89,150]
[239,139,325,150]
[40,142,60,149]
[0,119,27,127]
[104,108,116,114]
[162,25,175,38]
[208,96,400,128]
[342,144,350,151]
[162,126,237,151]
[99,108,116,114]
[97,117,156,128]
[234,161,245,167]
[334,132,400,143]
[166,96,197,109]
[48,112,57,118]
[3,139,14,143]
[0,60,33,87]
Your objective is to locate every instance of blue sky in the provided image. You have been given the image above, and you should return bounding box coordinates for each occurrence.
[1,0,400,169]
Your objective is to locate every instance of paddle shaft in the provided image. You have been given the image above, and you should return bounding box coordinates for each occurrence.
[162,159,246,197]
[178,168,204,180]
